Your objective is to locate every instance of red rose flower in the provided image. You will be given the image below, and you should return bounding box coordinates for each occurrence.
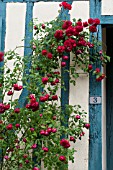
[57,46,65,53]
[59,155,66,161]
[54,30,64,39]
[83,21,88,27]
[47,53,53,59]
[6,124,13,130]
[62,20,72,29]
[88,64,93,71]
[94,18,100,25]
[60,138,70,148]
[88,18,94,24]
[89,25,97,33]
[42,147,49,152]
[7,90,13,96]
[42,77,49,84]
[42,49,47,56]
[0,52,4,62]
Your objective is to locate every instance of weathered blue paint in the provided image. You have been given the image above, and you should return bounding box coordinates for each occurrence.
[89,1,102,170]
[0,2,6,163]
[0,16,2,51]
[18,2,33,108]
[101,15,113,24]
[60,7,70,140]
[106,27,113,170]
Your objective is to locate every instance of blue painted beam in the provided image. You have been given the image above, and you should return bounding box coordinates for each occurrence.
[100,15,113,25]
[18,2,33,108]
[89,1,102,169]
[0,2,6,164]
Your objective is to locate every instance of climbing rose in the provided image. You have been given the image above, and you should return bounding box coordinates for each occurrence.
[89,25,97,32]
[54,30,64,39]
[88,64,93,71]
[13,84,23,91]
[47,53,53,59]
[62,20,72,29]
[60,1,72,10]
[31,144,37,149]
[57,46,65,53]
[83,21,88,27]
[60,139,70,148]
[42,147,49,152]
[59,155,66,161]
[84,123,90,129]
[7,90,13,95]
[42,49,47,56]
[33,167,40,170]
[0,52,4,62]
[88,18,94,24]
[94,18,100,25]
[6,124,13,130]
[42,77,49,84]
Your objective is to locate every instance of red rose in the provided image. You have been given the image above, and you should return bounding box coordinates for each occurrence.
[62,20,72,29]
[88,18,94,24]
[76,25,83,32]
[94,18,100,25]
[13,84,23,91]
[42,49,47,56]
[60,139,70,148]
[52,95,58,100]
[42,147,49,152]
[61,62,66,67]
[0,52,4,62]
[31,144,37,149]
[88,64,93,71]
[83,21,88,27]
[76,21,82,26]
[6,124,13,130]
[42,24,45,29]
[70,136,75,142]
[42,77,49,84]
[15,124,20,128]
[34,25,38,30]
[14,108,20,113]
[84,123,90,129]
[66,26,74,37]
[89,25,97,32]
[59,155,66,161]
[60,1,72,10]
[57,46,65,53]
[7,90,13,96]
[33,167,40,170]
[54,30,64,39]
[47,53,53,59]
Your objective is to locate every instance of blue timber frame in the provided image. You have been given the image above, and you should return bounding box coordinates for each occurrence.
[1,0,112,169]
[89,1,113,170]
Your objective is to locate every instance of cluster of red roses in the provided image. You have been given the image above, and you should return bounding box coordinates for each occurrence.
[60,138,70,148]
[26,94,39,111]
[0,103,10,114]
[59,1,72,10]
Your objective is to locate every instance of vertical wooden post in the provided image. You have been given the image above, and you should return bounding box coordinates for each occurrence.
[89,1,102,170]
[0,2,6,164]
[18,2,33,107]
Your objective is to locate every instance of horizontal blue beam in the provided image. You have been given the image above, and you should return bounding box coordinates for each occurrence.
[100,15,113,25]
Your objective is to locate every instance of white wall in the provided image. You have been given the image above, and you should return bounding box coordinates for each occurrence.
[5,2,90,170]
[102,0,113,15]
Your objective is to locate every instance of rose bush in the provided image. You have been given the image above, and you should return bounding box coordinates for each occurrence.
[0,1,110,170]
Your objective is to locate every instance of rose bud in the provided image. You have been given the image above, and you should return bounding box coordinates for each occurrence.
[88,64,93,71]
[42,77,49,84]
[70,136,75,142]
[15,124,20,128]
[75,115,81,119]
[84,123,90,129]
[40,130,45,135]
[61,62,66,67]
[62,56,68,60]
[23,138,27,143]
[42,24,45,29]
[42,49,47,56]
[23,154,28,159]
[25,160,29,164]
[34,25,38,30]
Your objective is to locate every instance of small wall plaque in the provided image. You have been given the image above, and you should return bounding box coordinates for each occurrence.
[89,97,101,104]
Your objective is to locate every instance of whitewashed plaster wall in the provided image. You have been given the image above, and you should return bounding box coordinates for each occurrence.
[102,0,113,15]
[5,2,89,170]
